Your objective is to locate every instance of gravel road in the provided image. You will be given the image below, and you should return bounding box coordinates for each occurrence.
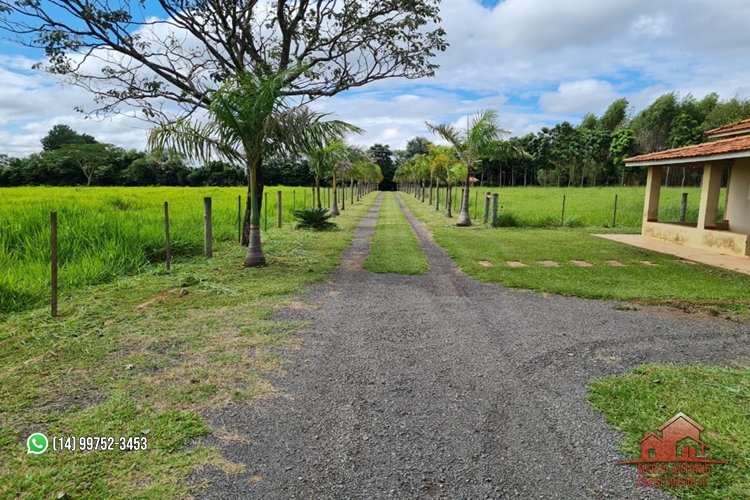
[196,193,749,499]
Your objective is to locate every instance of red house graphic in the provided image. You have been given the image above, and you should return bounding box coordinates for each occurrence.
[619,412,728,465]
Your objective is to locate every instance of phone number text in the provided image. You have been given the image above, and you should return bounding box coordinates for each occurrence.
[51,436,148,452]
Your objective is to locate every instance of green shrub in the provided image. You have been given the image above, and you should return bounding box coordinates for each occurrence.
[293,208,337,231]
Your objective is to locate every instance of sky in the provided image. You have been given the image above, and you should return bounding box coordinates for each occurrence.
[1,0,750,157]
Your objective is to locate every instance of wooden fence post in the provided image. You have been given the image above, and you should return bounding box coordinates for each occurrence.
[435,184,440,211]
[483,191,491,224]
[51,211,58,317]
[612,194,618,228]
[680,192,688,222]
[491,194,499,227]
[204,197,213,258]
[165,201,171,271]
[473,191,479,220]
[561,194,566,227]
[277,190,282,228]
[264,192,268,231]
[237,195,242,243]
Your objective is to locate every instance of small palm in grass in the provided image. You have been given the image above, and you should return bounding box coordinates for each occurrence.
[293,208,338,231]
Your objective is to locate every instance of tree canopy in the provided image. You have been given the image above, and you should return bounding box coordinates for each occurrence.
[41,124,97,152]
[0,1,447,120]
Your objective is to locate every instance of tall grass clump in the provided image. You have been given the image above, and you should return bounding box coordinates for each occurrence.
[0,186,315,314]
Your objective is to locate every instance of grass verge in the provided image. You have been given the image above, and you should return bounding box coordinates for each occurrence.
[363,192,428,275]
[0,192,377,499]
[400,192,750,322]
[588,364,750,499]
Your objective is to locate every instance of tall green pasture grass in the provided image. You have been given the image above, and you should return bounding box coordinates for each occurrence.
[411,186,723,229]
[0,186,316,314]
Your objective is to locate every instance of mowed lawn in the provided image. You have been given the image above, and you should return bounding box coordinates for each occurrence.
[416,185,719,229]
[0,191,377,499]
[363,192,428,275]
[400,190,750,318]
[402,188,750,500]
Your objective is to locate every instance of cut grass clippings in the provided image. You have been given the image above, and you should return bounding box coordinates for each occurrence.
[0,192,378,500]
[363,192,428,275]
[400,192,750,322]
[588,364,750,499]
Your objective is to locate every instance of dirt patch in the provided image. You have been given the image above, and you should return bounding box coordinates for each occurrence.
[538,260,559,267]
[604,260,625,267]
[478,261,493,267]
[571,260,593,267]
[506,261,527,268]
[134,288,181,310]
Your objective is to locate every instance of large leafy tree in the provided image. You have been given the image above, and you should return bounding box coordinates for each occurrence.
[1,0,447,237]
[149,69,358,267]
[426,109,524,226]
[369,144,396,190]
[41,124,97,152]
[0,1,447,119]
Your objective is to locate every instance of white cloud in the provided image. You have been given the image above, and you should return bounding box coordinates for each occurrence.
[3,0,750,155]
[539,80,619,115]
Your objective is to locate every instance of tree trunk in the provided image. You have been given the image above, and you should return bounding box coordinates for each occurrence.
[331,173,340,215]
[316,177,322,208]
[456,171,471,226]
[445,183,452,218]
[244,157,266,267]
[242,160,264,246]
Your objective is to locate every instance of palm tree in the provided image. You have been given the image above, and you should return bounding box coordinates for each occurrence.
[148,69,358,267]
[329,143,369,216]
[426,109,524,226]
[426,144,462,217]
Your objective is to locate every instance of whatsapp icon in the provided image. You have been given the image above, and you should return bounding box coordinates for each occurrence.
[27,433,48,454]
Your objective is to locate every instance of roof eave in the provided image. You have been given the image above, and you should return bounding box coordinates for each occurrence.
[705,130,750,140]
[626,149,750,168]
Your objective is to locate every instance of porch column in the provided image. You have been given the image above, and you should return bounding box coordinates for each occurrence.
[643,166,662,223]
[723,163,732,222]
[697,162,723,229]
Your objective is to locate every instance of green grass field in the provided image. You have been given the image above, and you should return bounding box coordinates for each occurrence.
[401,189,750,499]
[589,365,750,499]
[408,185,723,229]
[0,189,377,500]
[363,193,428,275]
[0,186,336,314]
[400,190,750,320]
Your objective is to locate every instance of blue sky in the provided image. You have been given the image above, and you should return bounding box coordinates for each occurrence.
[1,0,750,156]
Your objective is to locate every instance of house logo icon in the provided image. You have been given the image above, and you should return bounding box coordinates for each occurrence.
[619,412,728,465]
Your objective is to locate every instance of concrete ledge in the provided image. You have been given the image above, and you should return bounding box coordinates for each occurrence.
[594,234,750,276]
[642,221,750,258]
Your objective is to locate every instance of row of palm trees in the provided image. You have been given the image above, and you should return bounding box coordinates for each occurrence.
[395,109,529,226]
[306,139,382,215]
[147,67,380,267]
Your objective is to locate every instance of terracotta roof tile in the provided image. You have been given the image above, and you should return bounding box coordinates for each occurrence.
[625,135,750,164]
[705,119,750,138]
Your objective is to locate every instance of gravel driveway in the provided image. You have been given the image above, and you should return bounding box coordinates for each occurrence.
[196,193,749,499]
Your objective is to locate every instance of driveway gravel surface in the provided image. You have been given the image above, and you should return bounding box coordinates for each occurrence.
[196,193,749,499]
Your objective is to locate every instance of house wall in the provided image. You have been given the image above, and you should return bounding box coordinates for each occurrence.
[726,158,750,234]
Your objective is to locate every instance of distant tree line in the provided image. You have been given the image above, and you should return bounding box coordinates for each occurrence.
[3,93,750,189]
[479,93,750,188]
